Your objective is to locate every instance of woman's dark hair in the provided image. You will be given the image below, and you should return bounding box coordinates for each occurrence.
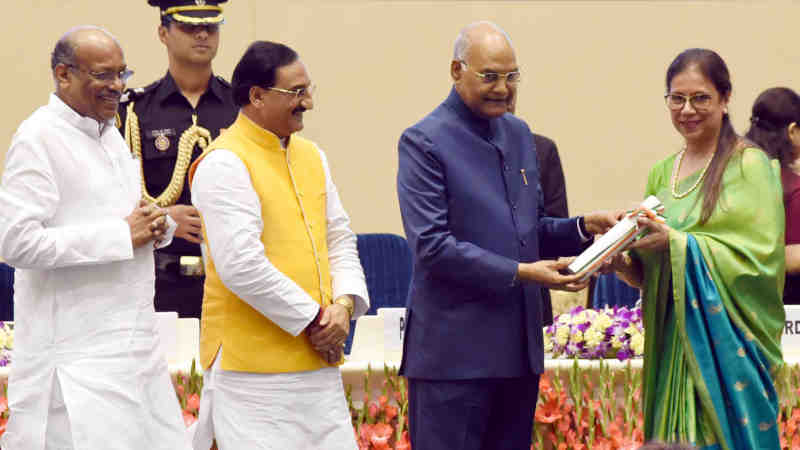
[666,48,738,224]
[745,87,800,168]
[231,41,298,107]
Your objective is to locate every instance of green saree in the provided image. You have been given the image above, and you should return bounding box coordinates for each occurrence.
[635,147,785,449]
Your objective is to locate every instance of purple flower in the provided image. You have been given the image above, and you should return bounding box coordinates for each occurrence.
[617,349,634,361]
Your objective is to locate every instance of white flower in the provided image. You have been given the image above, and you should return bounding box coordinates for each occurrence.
[570,312,588,325]
[630,332,645,355]
[584,329,604,348]
[0,330,8,349]
[573,331,584,343]
[544,335,553,353]
[611,336,623,349]
[556,326,570,346]
[595,313,613,330]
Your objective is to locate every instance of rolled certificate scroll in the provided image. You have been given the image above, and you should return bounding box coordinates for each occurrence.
[567,195,664,280]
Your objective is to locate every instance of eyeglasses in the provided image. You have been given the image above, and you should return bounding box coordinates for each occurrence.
[266,84,316,99]
[459,61,521,85]
[664,93,713,111]
[68,64,134,84]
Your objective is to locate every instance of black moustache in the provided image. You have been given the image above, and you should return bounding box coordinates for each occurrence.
[292,107,306,114]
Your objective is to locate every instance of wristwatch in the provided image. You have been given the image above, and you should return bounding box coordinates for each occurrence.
[334,296,355,318]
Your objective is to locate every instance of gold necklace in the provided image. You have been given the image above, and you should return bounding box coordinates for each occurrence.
[671,147,714,199]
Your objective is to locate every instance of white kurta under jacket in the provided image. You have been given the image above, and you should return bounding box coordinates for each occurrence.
[0,94,190,450]
[190,144,370,450]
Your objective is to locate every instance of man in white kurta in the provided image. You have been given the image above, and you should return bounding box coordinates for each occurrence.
[189,41,369,450]
[0,27,191,450]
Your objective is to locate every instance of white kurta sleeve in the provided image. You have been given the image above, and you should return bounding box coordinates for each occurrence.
[191,150,321,337]
[315,146,370,319]
[0,136,133,269]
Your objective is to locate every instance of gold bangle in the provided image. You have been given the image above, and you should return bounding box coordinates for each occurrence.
[334,297,354,318]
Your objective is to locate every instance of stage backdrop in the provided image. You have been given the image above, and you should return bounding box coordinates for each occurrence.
[1,1,798,237]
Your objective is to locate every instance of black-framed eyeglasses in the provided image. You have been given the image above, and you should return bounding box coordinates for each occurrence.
[266,84,316,100]
[67,64,134,84]
[459,61,521,85]
[664,93,713,111]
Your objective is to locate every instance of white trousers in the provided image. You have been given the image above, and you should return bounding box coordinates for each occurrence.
[193,352,357,450]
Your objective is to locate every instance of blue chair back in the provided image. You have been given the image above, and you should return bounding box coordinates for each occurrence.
[0,263,13,321]
[591,272,639,310]
[345,233,412,354]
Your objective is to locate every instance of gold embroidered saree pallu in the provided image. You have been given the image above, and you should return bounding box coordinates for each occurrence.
[635,148,785,449]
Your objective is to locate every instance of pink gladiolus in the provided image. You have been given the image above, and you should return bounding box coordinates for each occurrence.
[186,393,200,413]
[368,402,379,420]
[182,410,197,428]
[368,423,393,450]
[384,404,398,422]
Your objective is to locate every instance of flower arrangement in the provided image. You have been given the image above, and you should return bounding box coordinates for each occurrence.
[0,361,799,448]
[0,322,13,367]
[544,306,644,360]
[347,364,411,450]
[532,360,645,449]
[171,359,203,428]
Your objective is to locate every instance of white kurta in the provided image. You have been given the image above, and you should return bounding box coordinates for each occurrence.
[190,144,369,450]
[0,94,191,450]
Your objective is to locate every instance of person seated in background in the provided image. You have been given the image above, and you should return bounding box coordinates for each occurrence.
[745,87,800,305]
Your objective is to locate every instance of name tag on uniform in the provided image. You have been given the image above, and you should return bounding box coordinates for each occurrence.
[783,305,800,359]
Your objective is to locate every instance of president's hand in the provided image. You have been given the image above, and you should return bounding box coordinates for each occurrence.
[126,200,167,248]
[166,204,203,244]
[583,210,623,235]
[517,258,589,292]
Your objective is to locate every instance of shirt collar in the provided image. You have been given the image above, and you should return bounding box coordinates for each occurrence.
[443,86,493,139]
[48,93,115,139]
[154,71,225,105]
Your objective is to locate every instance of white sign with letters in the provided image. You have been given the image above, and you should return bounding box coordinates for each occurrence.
[378,307,406,354]
[783,306,800,358]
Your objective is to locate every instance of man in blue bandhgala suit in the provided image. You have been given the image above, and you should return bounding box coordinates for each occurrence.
[396,22,618,450]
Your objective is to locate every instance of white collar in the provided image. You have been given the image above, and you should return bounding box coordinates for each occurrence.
[48,93,116,139]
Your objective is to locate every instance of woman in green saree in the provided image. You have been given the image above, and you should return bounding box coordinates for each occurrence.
[610,49,785,449]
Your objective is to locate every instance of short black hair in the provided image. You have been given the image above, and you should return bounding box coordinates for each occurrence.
[231,41,299,107]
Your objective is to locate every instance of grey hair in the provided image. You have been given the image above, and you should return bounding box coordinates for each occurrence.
[51,25,119,71]
[452,21,513,61]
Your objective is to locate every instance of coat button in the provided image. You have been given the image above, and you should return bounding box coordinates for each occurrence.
[504,165,509,172]
[520,239,526,247]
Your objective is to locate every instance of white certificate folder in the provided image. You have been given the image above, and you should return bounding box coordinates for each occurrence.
[567,195,664,280]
